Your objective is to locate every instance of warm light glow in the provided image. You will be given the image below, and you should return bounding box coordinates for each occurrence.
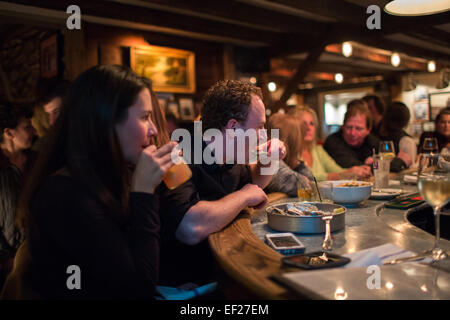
[250,76,257,84]
[335,73,344,84]
[385,282,394,290]
[265,109,272,116]
[428,61,436,73]
[391,53,401,67]
[334,287,348,300]
[385,0,450,16]
[420,284,428,292]
[268,82,277,92]
[342,42,352,57]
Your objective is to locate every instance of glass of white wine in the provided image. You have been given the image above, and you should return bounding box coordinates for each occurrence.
[379,141,395,161]
[418,164,450,261]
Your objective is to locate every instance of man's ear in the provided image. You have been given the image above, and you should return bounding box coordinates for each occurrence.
[3,128,14,139]
[225,119,239,130]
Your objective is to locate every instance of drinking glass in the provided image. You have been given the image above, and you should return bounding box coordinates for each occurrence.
[163,160,192,190]
[379,141,395,161]
[417,159,450,261]
[317,181,334,204]
[423,138,439,154]
[297,179,314,202]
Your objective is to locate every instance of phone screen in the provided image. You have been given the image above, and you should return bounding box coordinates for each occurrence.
[270,236,300,247]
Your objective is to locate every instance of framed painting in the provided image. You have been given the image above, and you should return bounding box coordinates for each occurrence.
[130,45,196,93]
[429,91,450,120]
[40,34,58,78]
[179,98,195,120]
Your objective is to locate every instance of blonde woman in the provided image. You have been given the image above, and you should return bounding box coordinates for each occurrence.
[288,106,370,181]
[265,113,312,197]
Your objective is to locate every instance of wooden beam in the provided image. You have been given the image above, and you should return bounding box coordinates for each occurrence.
[3,0,281,46]
[272,42,325,112]
[114,0,330,36]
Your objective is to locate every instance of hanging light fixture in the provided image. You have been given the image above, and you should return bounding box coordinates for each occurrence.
[385,0,450,16]
[335,73,344,84]
[342,42,352,57]
[268,82,277,92]
[428,61,436,73]
[391,53,401,67]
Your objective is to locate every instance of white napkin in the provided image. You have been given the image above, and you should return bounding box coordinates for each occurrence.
[342,243,423,268]
[403,174,417,184]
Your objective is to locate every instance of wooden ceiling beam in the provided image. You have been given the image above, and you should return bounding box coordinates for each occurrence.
[273,41,326,112]
[3,0,283,46]
[119,0,331,36]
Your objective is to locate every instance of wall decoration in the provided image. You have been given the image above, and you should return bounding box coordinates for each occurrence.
[429,91,450,120]
[179,98,195,120]
[40,34,58,78]
[130,45,195,93]
[413,101,429,120]
[167,101,180,119]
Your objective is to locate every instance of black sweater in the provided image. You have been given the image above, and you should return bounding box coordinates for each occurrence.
[29,175,160,299]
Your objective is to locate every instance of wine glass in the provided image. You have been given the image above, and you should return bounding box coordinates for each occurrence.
[418,138,440,176]
[417,158,450,261]
[379,141,395,161]
[422,138,439,154]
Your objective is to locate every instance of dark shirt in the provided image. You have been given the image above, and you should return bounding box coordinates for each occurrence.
[323,130,380,168]
[158,144,252,286]
[29,175,160,299]
[418,131,450,154]
[379,130,410,173]
[0,150,36,259]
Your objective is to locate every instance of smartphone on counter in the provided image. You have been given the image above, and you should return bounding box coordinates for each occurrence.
[265,233,305,255]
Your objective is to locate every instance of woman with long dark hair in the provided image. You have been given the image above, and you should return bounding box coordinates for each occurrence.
[0,103,36,284]
[379,102,415,172]
[17,65,176,299]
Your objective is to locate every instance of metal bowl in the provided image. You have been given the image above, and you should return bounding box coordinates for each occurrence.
[265,202,346,234]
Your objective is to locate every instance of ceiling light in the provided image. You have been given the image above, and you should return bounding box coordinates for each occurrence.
[391,53,401,67]
[268,82,277,92]
[335,73,344,84]
[342,42,352,57]
[249,76,257,84]
[385,0,450,16]
[428,61,436,73]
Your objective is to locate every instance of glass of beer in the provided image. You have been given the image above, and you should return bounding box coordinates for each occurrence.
[163,159,192,190]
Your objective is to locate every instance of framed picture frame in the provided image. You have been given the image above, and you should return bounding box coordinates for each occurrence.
[429,91,450,120]
[167,102,180,119]
[130,45,196,93]
[179,98,195,120]
[413,101,429,121]
[40,34,58,78]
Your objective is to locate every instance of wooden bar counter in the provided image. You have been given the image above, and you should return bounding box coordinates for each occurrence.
[208,185,450,299]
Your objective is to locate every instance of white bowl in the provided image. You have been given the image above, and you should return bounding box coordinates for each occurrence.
[327,180,372,205]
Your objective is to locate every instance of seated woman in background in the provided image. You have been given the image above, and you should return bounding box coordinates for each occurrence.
[418,107,450,153]
[265,113,312,197]
[378,102,415,172]
[288,106,370,181]
[17,65,176,299]
[0,103,36,284]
